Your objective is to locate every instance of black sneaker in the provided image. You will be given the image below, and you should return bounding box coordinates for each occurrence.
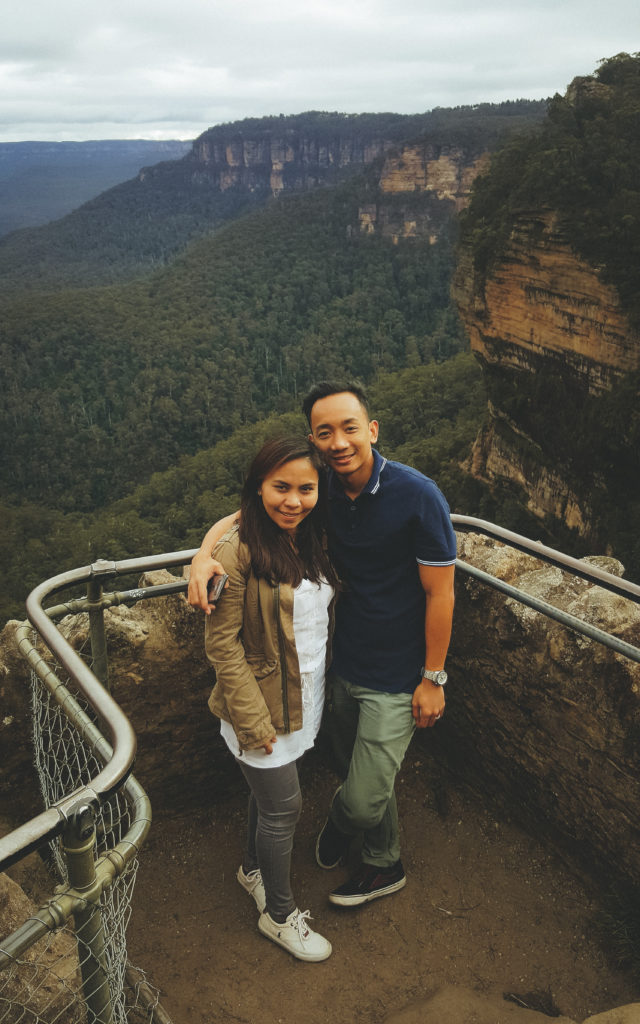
[329,860,406,906]
[315,815,352,869]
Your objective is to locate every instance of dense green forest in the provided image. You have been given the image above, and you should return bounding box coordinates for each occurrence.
[0,103,547,293]
[2,78,638,626]
[0,174,466,512]
[0,354,490,624]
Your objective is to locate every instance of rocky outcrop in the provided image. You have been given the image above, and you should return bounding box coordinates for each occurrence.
[379,145,490,210]
[190,130,391,194]
[0,873,80,1022]
[181,121,491,243]
[464,415,593,538]
[454,211,640,394]
[355,146,489,243]
[454,209,640,538]
[434,534,640,891]
[185,130,491,248]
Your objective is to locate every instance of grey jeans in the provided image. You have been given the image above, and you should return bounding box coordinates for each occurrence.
[238,758,302,921]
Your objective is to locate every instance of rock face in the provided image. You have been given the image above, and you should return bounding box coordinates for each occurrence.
[454,211,639,393]
[190,129,391,194]
[0,872,80,1022]
[464,413,593,538]
[183,126,490,245]
[434,533,640,891]
[454,209,640,544]
[380,145,490,210]
[356,145,490,243]
[453,76,640,550]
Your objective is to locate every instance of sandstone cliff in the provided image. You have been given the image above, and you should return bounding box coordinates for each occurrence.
[189,129,391,194]
[455,211,639,393]
[357,145,490,243]
[453,207,640,540]
[179,122,491,243]
[453,63,640,559]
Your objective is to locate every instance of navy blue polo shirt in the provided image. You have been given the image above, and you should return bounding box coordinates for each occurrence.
[327,448,456,694]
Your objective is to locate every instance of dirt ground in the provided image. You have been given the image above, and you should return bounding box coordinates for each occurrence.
[127,746,640,1024]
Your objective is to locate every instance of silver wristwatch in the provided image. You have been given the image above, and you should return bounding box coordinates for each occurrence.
[421,668,448,686]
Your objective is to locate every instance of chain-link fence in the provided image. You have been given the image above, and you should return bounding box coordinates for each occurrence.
[1,601,173,1024]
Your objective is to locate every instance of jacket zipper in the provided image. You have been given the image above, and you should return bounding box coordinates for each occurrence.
[274,584,290,732]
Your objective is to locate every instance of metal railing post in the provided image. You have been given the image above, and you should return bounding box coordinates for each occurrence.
[87,560,116,692]
[62,801,114,1024]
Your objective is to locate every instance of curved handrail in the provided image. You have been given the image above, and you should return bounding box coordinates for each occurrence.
[451,514,640,602]
[0,551,193,872]
[451,515,640,664]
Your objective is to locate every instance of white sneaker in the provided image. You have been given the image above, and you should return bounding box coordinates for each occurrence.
[258,908,332,962]
[237,866,266,912]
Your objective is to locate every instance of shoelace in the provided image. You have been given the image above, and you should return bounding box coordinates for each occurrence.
[292,909,313,940]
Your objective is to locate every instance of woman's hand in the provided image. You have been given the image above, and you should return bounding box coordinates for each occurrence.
[260,735,278,755]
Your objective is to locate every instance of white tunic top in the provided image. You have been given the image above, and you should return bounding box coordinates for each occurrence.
[220,577,333,768]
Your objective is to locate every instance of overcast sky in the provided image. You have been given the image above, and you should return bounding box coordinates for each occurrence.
[2,0,638,143]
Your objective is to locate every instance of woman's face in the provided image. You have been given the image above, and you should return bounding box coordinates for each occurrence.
[259,457,319,534]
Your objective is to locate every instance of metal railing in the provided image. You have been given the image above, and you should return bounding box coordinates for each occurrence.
[452,515,640,663]
[0,553,187,1024]
[1,518,639,1022]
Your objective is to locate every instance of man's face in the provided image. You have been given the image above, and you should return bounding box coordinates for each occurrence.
[308,391,378,483]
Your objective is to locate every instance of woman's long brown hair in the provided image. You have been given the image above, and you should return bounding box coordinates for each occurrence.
[239,436,338,589]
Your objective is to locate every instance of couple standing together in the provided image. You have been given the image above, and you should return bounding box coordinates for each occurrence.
[189,380,456,962]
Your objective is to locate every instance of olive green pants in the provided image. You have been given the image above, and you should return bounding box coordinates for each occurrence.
[326,672,415,867]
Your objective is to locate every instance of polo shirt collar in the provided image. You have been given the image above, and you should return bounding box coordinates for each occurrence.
[328,447,388,499]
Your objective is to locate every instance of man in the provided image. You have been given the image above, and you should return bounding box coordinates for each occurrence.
[189,380,456,906]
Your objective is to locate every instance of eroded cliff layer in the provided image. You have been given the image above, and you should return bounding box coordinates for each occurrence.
[190,131,392,193]
[453,58,640,559]
[455,210,639,392]
[188,129,490,242]
[357,145,490,243]
[454,212,640,543]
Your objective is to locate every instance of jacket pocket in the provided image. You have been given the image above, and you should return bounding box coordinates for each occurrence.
[245,657,278,682]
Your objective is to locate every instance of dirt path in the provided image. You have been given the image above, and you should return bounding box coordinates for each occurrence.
[127,747,639,1024]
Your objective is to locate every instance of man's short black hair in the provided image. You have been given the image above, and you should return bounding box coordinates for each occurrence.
[302,379,370,427]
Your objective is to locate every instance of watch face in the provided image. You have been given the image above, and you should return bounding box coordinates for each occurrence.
[423,669,447,685]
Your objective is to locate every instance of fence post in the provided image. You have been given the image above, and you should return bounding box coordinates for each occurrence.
[87,561,115,692]
[62,801,114,1024]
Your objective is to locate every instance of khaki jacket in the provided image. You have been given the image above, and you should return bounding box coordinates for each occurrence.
[205,526,334,751]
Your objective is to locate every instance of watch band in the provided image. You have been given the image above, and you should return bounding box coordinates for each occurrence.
[421,668,447,686]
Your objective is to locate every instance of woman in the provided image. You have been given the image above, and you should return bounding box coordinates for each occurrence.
[205,436,339,962]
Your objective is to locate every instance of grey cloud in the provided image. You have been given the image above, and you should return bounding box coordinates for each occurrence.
[0,0,638,140]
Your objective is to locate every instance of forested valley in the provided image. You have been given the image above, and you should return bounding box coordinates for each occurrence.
[2,70,638,625]
[0,161,493,622]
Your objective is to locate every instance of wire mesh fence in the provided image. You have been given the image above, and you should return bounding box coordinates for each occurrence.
[1,618,166,1024]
